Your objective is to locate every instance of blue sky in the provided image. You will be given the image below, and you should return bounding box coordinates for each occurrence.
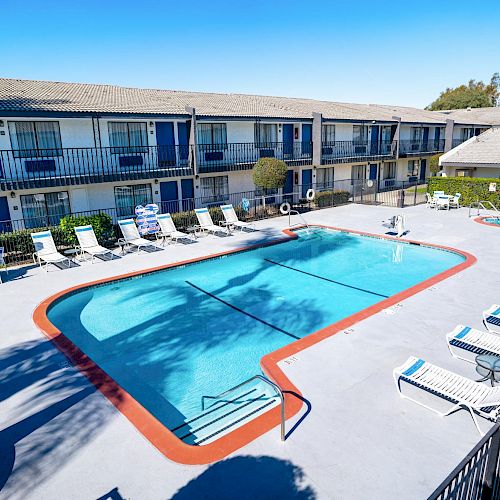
[2,0,499,108]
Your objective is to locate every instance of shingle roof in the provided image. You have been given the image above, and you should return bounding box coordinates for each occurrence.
[437,107,500,126]
[0,77,456,124]
[440,127,500,166]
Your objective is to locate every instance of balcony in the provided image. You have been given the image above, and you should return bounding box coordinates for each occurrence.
[196,142,313,174]
[0,145,193,191]
[321,141,395,165]
[398,139,445,157]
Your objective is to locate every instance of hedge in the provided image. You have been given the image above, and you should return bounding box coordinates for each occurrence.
[59,213,115,246]
[427,177,500,206]
[313,190,350,208]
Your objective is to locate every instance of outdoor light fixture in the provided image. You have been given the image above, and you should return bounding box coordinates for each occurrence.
[154,178,159,184]
[149,122,154,127]
[195,174,200,180]
[0,120,4,127]
[10,191,15,198]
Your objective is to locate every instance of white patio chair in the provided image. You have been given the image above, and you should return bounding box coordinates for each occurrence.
[220,204,256,232]
[394,356,500,435]
[433,190,445,197]
[118,219,159,253]
[483,305,500,334]
[74,225,113,263]
[195,208,229,236]
[31,230,71,271]
[446,325,500,363]
[449,193,462,209]
[436,195,450,210]
[426,193,436,209]
[156,213,191,245]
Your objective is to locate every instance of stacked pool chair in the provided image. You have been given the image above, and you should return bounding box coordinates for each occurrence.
[135,204,160,236]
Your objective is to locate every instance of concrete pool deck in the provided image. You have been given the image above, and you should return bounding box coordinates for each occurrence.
[0,203,499,499]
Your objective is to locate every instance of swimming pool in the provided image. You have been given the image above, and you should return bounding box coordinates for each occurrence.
[482,217,500,226]
[39,226,472,462]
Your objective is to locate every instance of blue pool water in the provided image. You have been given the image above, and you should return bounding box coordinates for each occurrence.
[47,228,464,429]
[484,217,500,225]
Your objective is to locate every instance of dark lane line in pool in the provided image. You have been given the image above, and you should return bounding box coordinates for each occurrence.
[263,259,390,299]
[184,280,301,341]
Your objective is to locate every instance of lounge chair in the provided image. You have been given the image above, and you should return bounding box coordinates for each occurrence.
[194,208,229,236]
[118,219,159,253]
[74,225,113,263]
[449,193,461,209]
[220,204,256,232]
[447,325,500,362]
[483,305,500,333]
[426,193,436,209]
[157,213,191,245]
[31,230,71,271]
[394,356,500,434]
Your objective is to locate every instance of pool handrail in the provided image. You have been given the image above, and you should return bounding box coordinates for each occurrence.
[201,374,286,441]
[469,200,499,217]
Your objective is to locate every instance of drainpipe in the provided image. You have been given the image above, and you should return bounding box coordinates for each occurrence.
[391,115,401,159]
[444,119,454,152]
[92,114,102,148]
[312,112,322,167]
[186,106,198,175]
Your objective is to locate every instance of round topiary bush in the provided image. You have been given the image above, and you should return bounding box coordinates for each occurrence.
[252,157,288,190]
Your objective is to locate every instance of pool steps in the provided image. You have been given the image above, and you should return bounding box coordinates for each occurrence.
[172,383,280,445]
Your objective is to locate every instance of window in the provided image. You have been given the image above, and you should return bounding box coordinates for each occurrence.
[108,122,148,153]
[383,162,396,180]
[316,167,334,189]
[321,125,335,144]
[460,128,474,141]
[407,160,420,177]
[353,125,368,144]
[114,184,152,217]
[351,164,367,181]
[254,124,278,146]
[456,169,473,177]
[9,121,62,158]
[21,191,70,228]
[410,127,423,143]
[200,176,228,204]
[381,126,393,143]
[196,123,227,149]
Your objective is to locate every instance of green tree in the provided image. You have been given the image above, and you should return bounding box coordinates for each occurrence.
[429,154,442,176]
[252,157,288,190]
[426,73,499,110]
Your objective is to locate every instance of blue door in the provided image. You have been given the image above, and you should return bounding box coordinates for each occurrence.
[177,122,189,162]
[422,127,429,151]
[156,122,176,166]
[181,178,194,211]
[370,126,379,155]
[301,169,312,197]
[302,124,312,155]
[283,124,294,158]
[420,159,427,182]
[369,164,378,181]
[284,170,294,201]
[0,196,11,232]
[160,181,179,213]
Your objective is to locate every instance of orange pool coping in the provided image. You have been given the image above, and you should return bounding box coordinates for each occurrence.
[33,225,476,465]
[475,216,500,228]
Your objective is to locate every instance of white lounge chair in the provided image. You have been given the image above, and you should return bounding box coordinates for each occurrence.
[220,204,256,232]
[118,219,159,253]
[194,208,229,236]
[449,193,461,209]
[484,305,500,334]
[31,230,71,271]
[394,356,500,434]
[426,193,436,209]
[74,225,113,263]
[447,325,500,362]
[156,213,191,245]
[435,195,450,210]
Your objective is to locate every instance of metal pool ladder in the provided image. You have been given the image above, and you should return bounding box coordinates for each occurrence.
[202,374,286,441]
[288,210,311,234]
[469,200,499,217]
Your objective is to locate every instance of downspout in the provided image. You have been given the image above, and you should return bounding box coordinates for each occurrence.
[391,115,401,159]
[186,106,198,176]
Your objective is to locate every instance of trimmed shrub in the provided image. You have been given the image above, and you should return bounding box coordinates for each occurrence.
[313,190,350,208]
[59,213,115,246]
[252,158,288,190]
[427,177,500,206]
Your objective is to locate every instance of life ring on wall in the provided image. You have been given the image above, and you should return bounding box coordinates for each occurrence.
[306,188,315,201]
[280,202,291,215]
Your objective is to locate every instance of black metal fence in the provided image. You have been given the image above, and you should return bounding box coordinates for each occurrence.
[429,423,500,500]
[399,139,445,156]
[321,140,396,164]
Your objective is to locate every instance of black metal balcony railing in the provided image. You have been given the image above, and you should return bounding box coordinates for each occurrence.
[0,145,193,191]
[452,138,469,149]
[321,140,396,164]
[196,142,313,173]
[398,139,445,156]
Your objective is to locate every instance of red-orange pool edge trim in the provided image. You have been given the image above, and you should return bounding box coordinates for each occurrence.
[32,225,476,465]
